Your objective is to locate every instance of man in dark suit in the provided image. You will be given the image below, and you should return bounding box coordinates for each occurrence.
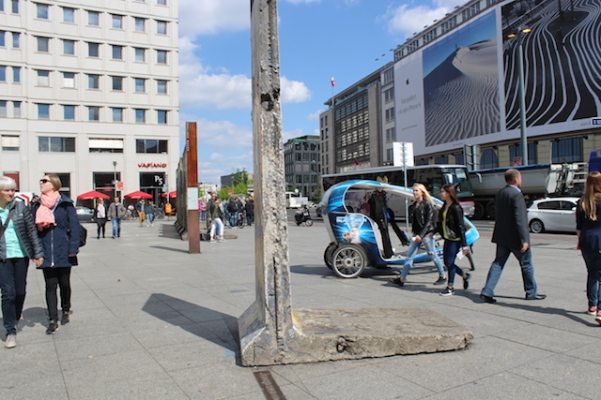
[480,169,546,303]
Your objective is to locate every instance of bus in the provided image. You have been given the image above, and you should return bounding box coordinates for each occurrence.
[321,164,475,217]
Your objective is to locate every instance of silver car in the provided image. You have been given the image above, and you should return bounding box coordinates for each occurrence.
[76,206,94,223]
[527,197,579,233]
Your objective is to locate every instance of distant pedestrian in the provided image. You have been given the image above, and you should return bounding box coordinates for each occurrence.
[207,194,225,242]
[31,174,81,334]
[480,169,546,303]
[0,176,44,349]
[93,198,108,238]
[576,171,601,324]
[107,197,126,238]
[136,200,146,227]
[437,184,470,296]
[245,195,254,226]
[228,196,240,228]
[145,201,155,227]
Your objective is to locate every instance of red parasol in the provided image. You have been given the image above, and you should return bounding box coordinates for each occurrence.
[124,191,152,199]
[160,191,177,198]
[77,190,111,200]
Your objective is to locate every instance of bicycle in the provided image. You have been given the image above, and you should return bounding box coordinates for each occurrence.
[237,211,246,229]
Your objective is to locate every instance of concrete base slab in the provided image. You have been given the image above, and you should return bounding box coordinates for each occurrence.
[239,306,473,366]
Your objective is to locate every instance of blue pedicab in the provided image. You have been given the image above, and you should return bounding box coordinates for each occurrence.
[322,180,479,278]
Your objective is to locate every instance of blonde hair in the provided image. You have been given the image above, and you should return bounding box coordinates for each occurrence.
[0,176,17,191]
[44,174,62,191]
[413,183,434,206]
[580,171,601,221]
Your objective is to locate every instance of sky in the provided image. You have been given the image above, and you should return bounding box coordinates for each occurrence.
[178,0,468,185]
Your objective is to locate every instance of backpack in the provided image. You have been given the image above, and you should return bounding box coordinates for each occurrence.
[66,205,87,247]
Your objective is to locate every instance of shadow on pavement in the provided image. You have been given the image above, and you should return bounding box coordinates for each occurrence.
[143,293,241,360]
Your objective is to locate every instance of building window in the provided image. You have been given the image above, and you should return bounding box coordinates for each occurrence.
[38,137,75,153]
[111,76,123,91]
[88,42,100,57]
[384,88,394,103]
[13,101,20,117]
[134,47,146,62]
[89,138,123,153]
[134,18,146,32]
[135,109,146,123]
[88,74,100,89]
[0,1,4,12]
[385,107,395,122]
[12,32,20,48]
[87,10,99,26]
[63,7,75,23]
[136,139,168,154]
[0,31,4,47]
[63,105,75,120]
[11,0,18,14]
[157,110,167,124]
[36,3,49,20]
[0,66,5,81]
[63,39,75,55]
[112,107,123,122]
[0,100,6,117]
[441,16,457,34]
[156,79,167,94]
[1,135,20,151]
[37,70,50,86]
[156,20,167,34]
[37,104,50,119]
[552,138,583,163]
[480,148,499,169]
[111,45,123,60]
[156,50,167,64]
[509,143,537,165]
[63,72,75,88]
[385,128,396,143]
[88,106,100,121]
[383,68,394,85]
[36,36,50,52]
[111,14,123,29]
[12,67,20,83]
[134,78,146,93]
[157,0,167,5]
[423,28,437,44]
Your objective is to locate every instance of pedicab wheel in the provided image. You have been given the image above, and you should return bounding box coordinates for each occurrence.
[305,219,313,227]
[331,244,367,278]
[323,242,338,270]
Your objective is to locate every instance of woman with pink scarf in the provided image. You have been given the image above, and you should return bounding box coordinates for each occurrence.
[30,174,80,334]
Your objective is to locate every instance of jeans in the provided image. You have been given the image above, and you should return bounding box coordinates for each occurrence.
[43,267,72,322]
[481,244,537,299]
[0,258,29,335]
[146,213,155,226]
[112,217,122,237]
[443,240,465,286]
[210,218,224,238]
[230,212,238,227]
[400,235,445,279]
[581,249,601,309]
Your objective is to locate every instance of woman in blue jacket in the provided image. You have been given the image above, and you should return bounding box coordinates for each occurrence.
[31,174,80,334]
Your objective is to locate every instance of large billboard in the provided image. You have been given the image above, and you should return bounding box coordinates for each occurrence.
[394,0,601,156]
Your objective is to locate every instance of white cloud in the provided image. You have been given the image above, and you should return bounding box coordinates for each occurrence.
[381,0,465,39]
[307,109,324,121]
[179,0,250,38]
[198,151,253,185]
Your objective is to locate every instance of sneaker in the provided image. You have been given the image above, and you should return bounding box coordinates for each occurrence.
[388,277,404,287]
[433,276,447,285]
[587,306,597,316]
[61,311,71,325]
[218,238,226,242]
[209,239,216,243]
[440,286,455,296]
[463,273,471,290]
[4,334,16,349]
[46,321,59,335]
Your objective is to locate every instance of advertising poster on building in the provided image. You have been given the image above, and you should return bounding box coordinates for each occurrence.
[394,0,601,157]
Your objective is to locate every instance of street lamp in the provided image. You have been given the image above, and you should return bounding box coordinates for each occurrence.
[507,27,531,166]
[113,161,117,198]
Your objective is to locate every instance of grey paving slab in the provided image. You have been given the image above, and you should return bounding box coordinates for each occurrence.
[0,218,599,399]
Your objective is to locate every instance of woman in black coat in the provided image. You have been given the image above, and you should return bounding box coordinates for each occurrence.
[31,174,80,334]
[438,184,470,297]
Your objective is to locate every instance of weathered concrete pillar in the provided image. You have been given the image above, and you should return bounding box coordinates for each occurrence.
[238,0,473,366]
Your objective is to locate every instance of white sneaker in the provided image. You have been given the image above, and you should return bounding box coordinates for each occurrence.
[4,334,16,349]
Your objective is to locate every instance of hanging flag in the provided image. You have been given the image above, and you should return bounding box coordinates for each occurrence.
[330,76,336,87]
[354,159,359,166]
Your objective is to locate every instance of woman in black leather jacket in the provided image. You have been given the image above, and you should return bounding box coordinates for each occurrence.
[438,184,470,296]
[0,176,44,348]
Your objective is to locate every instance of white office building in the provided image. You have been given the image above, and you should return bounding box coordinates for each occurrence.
[0,0,179,201]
